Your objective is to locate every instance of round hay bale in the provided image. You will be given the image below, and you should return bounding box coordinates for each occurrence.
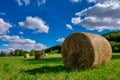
[24,54,29,58]
[35,50,45,59]
[62,32,112,69]
[45,53,48,56]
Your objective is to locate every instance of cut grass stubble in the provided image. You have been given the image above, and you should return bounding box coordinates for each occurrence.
[0,53,120,80]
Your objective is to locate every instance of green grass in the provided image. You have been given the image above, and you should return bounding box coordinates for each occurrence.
[0,53,120,80]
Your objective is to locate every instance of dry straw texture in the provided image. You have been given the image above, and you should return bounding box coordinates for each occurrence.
[62,32,112,69]
[35,50,45,59]
[24,54,29,58]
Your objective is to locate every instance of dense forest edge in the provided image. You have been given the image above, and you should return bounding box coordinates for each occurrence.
[0,44,62,57]
[0,31,120,56]
[103,31,120,52]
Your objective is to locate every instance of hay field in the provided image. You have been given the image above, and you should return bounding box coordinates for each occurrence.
[0,53,120,80]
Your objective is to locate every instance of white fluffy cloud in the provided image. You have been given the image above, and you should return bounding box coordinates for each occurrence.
[0,35,35,44]
[66,24,73,30]
[57,38,65,43]
[19,31,24,34]
[71,0,81,3]
[16,0,22,6]
[72,0,120,32]
[18,16,49,33]
[87,0,103,3]
[16,0,30,6]
[37,0,46,6]
[0,35,47,51]
[0,18,12,34]
[16,0,46,6]
[34,43,47,50]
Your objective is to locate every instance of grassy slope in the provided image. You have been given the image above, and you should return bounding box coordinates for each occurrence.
[0,53,120,80]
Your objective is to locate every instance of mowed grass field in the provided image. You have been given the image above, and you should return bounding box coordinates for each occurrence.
[0,53,120,80]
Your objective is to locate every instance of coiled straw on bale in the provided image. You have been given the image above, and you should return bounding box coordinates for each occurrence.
[35,50,45,59]
[62,32,112,69]
[24,54,29,58]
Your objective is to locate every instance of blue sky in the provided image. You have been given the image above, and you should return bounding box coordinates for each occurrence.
[0,0,120,51]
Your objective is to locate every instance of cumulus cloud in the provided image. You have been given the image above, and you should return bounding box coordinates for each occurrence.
[18,16,49,33]
[0,35,47,51]
[0,18,12,34]
[0,35,35,44]
[16,0,30,6]
[37,0,46,6]
[17,0,30,6]
[57,38,65,43]
[87,0,96,3]
[71,0,81,3]
[87,0,103,3]
[72,0,120,32]
[34,43,47,50]
[66,24,73,30]
[19,31,24,34]
[16,0,46,6]
[16,0,22,6]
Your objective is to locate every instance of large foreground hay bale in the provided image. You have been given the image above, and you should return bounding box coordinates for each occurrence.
[24,54,29,58]
[35,50,45,59]
[62,32,112,69]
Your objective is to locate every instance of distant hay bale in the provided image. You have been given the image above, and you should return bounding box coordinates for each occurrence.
[45,53,48,56]
[24,54,29,59]
[62,32,112,69]
[35,50,45,59]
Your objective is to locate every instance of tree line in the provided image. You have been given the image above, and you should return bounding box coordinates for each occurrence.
[0,44,62,57]
[0,49,35,57]
[103,31,120,52]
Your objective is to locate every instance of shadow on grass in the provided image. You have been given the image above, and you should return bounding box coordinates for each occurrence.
[22,57,62,64]
[25,65,72,74]
[112,54,120,59]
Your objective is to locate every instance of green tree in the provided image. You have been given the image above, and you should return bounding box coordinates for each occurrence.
[0,51,6,57]
[8,51,14,56]
[14,49,20,56]
[29,49,35,56]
